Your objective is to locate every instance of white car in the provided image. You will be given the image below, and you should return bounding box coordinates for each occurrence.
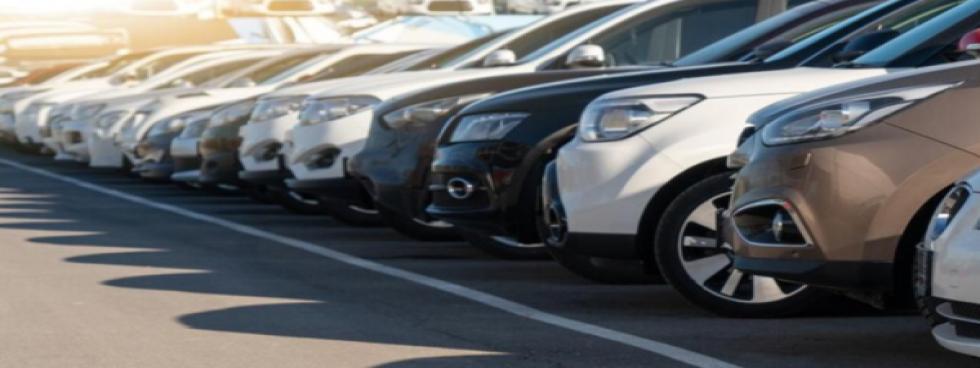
[13,45,278,149]
[84,50,284,165]
[927,170,980,358]
[0,60,110,138]
[549,0,970,317]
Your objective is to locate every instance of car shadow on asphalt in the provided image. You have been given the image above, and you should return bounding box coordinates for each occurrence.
[0,148,971,368]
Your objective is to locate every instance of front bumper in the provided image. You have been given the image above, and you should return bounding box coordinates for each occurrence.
[730,124,980,290]
[286,176,368,204]
[134,132,178,180]
[88,129,125,168]
[286,110,373,182]
[199,126,244,185]
[239,114,298,173]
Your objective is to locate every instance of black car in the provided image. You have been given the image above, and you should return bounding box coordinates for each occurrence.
[425,0,917,267]
[350,0,881,246]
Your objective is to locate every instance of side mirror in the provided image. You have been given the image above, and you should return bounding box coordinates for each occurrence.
[833,30,899,63]
[751,39,793,61]
[483,49,517,67]
[565,44,605,68]
[957,29,980,59]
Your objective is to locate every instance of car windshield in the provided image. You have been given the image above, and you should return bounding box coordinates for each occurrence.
[851,0,974,67]
[512,4,637,65]
[674,1,875,67]
[220,52,325,88]
[150,57,264,91]
[402,32,503,71]
[447,3,629,69]
[74,52,150,80]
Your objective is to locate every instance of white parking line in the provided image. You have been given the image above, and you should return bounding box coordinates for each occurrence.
[0,157,741,368]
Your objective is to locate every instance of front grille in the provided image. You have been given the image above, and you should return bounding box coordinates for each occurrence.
[268,0,315,11]
[173,157,201,172]
[428,1,473,11]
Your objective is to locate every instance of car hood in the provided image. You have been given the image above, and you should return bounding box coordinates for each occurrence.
[600,67,889,100]
[747,62,980,128]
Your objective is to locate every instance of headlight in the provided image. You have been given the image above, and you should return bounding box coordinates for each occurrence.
[300,96,380,126]
[761,84,957,146]
[382,94,487,130]
[180,115,211,139]
[578,96,702,142]
[926,185,972,244]
[149,110,212,138]
[450,113,528,143]
[95,111,128,130]
[251,96,303,123]
[75,103,106,120]
[210,100,256,127]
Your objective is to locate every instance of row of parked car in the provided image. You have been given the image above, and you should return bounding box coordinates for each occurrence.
[5,0,980,357]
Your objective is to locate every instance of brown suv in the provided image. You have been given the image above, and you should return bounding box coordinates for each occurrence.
[727,56,980,310]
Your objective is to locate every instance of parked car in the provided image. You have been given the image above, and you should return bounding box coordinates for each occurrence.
[13,45,289,151]
[727,31,980,316]
[376,0,493,15]
[425,0,900,262]
[239,0,634,218]
[545,0,975,317]
[221,0,338,15]
[174,44,431,199]
[505,0,605,14]
[927,169,980,358]
[400,0,880,258]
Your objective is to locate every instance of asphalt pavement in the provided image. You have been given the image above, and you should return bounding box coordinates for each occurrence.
[0,147,974,368]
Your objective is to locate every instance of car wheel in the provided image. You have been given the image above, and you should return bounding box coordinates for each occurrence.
[654,172,822,318]
[458,229,548,260]
[377,206,459,241]
[274,190,327,215]
[320,199,384,227]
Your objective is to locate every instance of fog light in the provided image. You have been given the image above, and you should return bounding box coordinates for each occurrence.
[733,199,810,247]
[258,142,283,162]
[771,209,803,244]
[446,177,475,200]
[304,147,340,169]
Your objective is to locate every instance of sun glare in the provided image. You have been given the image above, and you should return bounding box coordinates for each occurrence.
[0,0,130,14]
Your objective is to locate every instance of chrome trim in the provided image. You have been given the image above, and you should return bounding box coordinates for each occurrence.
[732,198,813,249]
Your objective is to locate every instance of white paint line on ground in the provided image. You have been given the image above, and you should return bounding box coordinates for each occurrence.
[0,157,741,368]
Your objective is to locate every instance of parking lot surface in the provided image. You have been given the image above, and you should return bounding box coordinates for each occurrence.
[0,147,973,368]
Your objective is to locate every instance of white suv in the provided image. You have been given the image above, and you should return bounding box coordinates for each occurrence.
[549,0,971,317]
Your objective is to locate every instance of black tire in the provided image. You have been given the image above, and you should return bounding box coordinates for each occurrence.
[458,229,549,260]
[320,199,384,227]
[654,172,823,318]
[377,206,459,241]
[273,190,327,215]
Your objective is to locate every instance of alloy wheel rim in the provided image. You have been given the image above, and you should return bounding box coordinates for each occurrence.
[676,192,806,304]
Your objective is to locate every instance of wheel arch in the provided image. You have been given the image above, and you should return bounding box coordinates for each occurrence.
[636,156,732,264]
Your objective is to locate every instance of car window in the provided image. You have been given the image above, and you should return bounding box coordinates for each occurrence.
[237,53,321,86]
[132,52,206,81]
[453,3,629,68]
[590,1,759,67]
[404,32,503,71]
[305,53,415,82]
[851,0,973,67]
[152,59,258,90]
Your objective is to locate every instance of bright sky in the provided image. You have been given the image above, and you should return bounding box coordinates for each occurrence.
[0,0,159,13]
